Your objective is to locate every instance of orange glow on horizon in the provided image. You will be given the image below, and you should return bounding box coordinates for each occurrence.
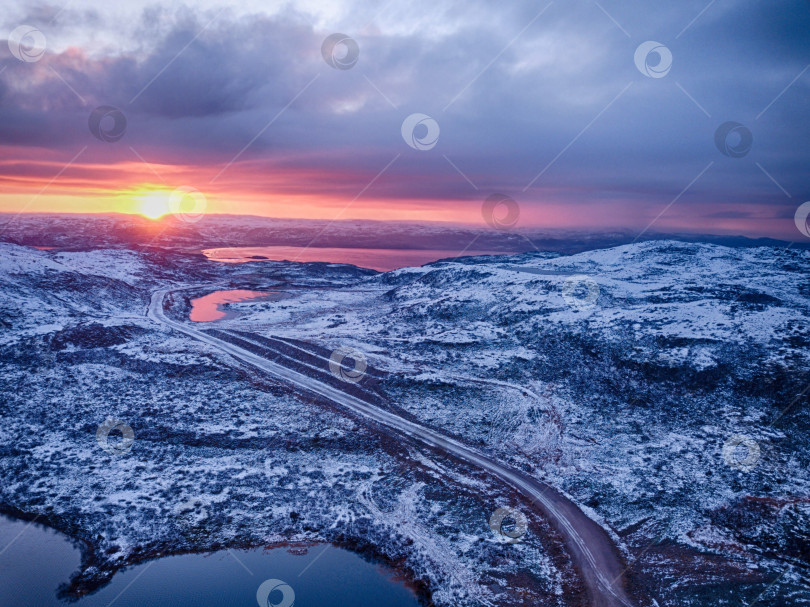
[0,152,799,240]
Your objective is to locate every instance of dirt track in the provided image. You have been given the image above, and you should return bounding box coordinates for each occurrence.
[148,287,637,607]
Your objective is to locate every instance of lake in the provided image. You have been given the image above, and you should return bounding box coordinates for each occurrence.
[189,290,282,322]
[201,246,507,272]
[0,515,422,606]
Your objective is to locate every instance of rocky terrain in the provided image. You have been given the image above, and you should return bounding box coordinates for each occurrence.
[1,237,808,606]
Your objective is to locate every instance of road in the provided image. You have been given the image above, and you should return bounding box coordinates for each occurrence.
[148,287,636,607]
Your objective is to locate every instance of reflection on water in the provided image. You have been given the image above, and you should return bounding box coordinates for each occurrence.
[189,290,280,322]
[202,246,508,272]
[0,515,78,607]
[0,515,421,606]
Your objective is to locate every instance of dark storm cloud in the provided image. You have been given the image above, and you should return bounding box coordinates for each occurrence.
[704,210,756,219]
[0,7,318,117]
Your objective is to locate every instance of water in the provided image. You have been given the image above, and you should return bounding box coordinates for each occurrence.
[189,290,282,322]
[0,515,421,606]
[201,246,508,272]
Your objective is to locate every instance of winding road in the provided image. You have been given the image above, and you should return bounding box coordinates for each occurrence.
[147,287,636,607]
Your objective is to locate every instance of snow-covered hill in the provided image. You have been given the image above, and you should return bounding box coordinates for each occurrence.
[227,239,810,605]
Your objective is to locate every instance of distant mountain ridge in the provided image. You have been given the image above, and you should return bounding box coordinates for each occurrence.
[1,212,805,255]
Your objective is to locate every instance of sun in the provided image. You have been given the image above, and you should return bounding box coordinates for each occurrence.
[136,191,170,219]
[116,185,208,220]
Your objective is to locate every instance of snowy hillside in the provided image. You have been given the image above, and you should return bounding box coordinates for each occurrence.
[225,240,810,605]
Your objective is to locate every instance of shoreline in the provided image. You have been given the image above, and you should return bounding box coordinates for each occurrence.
[0,506,433,605]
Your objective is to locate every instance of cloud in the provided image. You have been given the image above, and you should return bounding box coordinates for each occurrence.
[0,0,807,234]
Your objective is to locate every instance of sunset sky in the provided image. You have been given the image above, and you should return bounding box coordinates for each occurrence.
[1,0,808,238]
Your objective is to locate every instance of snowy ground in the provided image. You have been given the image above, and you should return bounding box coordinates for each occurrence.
[1,240,808,606]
